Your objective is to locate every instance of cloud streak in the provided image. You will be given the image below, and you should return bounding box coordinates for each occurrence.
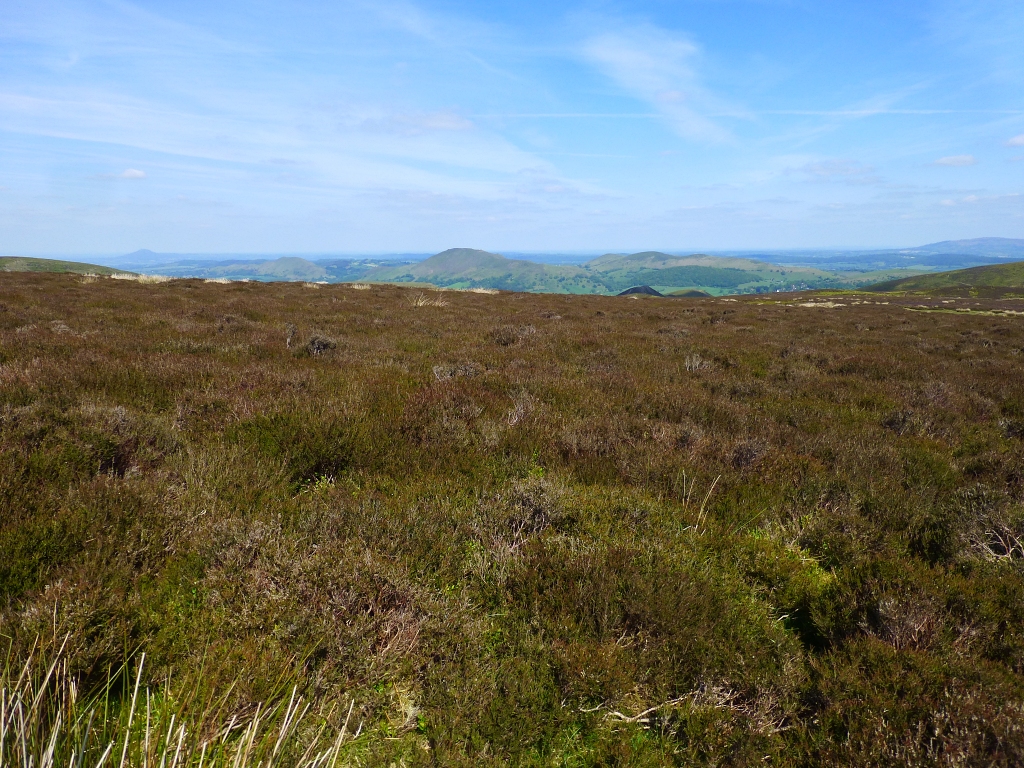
[580,25,733,143]
[796,160,881,186]
[1,0,1022,252]
[934,154,977,166]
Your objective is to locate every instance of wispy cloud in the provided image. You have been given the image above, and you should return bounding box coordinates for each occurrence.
[469,108,1024,119]
[2,0,1022,252]
[351,110,474,136]
[580,25,733,142]
[934,154,977,166]
[940,192,1020,206]
[796,160,881,185]
[367,1,523,83]
[930,0,1024,82]
[0,84,554,194]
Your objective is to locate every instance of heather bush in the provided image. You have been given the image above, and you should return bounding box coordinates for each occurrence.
[2,273,1024,765]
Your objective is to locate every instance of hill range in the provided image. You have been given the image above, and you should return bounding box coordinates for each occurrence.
[364,248,856,295]
[3,249,902,295]
[107,238,1024,295]
[739,237,1024,270]
[5,239,1024,297]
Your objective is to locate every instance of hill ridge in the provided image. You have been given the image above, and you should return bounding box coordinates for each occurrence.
[868,260,1024,297]
[0,256,134,276]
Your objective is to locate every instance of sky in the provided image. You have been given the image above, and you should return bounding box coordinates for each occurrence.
[1,0,1023,255]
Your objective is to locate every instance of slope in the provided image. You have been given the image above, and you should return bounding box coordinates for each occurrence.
[217,257,327,281]
[586,251,867,294]
[0,257,133,276]
[365,248,608,293]
[868,260,1024,297]
[902,237,1024,260]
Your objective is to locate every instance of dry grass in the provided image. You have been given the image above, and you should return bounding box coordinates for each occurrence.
[109,273,173,284]
[2,274,1024,765]
[408,291,449,307]
[1,639,364,768]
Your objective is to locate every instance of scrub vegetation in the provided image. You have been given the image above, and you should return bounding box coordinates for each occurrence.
[2,273,1024,766]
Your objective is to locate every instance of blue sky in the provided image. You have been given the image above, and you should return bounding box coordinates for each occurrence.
[1,0,1023,254]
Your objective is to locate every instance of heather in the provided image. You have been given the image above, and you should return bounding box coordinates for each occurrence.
[2,273,1024,766]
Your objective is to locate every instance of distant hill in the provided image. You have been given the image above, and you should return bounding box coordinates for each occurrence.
[0,257,133,276]
[588,251,776,270]
[618,285,663,296]
[110,253,418,282]
[585,251,840,293]
[81,240,1024,296]
[868,260,1024,297]
[902,238,1024,259]
[720,238,1024,271]
[129,256,329,281]
[669,289,713,298]
[365,248,608,293]
[362,248,898,295]
[206,259,327,282]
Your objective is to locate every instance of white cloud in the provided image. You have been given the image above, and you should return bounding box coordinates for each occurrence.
[934,154,976,166]
[0,89,556,196]
[1007,134,1024,146]
[581,25,730,142]
[120,168,146,179]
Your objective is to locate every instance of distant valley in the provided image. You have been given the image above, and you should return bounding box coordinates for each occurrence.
[364,248,912,295]
[6,238,1024,297]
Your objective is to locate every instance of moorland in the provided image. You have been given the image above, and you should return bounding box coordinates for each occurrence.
[2,271,1024,766]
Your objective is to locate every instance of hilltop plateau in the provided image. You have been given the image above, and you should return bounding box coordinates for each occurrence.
[2,272,1024,766]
